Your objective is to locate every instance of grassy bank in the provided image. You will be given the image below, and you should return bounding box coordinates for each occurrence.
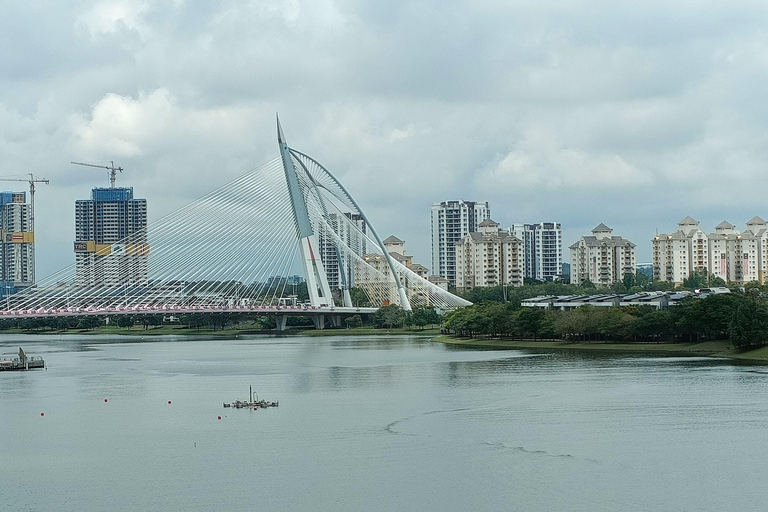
[433,335,768,362]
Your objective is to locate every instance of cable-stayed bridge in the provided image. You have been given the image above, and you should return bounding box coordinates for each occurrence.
[1,117,470,329]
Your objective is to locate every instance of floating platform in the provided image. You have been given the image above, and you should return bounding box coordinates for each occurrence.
[0,347,44,371]
[223,385,278,409]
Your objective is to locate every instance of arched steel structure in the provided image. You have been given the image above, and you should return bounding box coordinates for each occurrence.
[0,118,471,319]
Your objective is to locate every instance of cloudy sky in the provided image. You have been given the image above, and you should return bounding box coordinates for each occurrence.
[3,0,768,277]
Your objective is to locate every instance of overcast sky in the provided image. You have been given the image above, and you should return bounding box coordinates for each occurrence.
[3,0,768,277]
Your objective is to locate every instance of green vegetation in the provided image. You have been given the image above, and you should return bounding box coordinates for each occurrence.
[372,305,441,330]
[442,291,768,349]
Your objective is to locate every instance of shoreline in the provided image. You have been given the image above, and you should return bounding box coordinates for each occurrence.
[432,335,768,362]
[0,326,441,338]
[9,326,768,363]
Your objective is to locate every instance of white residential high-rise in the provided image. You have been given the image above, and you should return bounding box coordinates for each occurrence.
[455,219,524,291]
[510,222,563,281]
[319,212,366,290]
[0,191,33,296]
[652,216,708,285]
[653,216,768,285]
[570,224,636,286]
[431,200,490,288]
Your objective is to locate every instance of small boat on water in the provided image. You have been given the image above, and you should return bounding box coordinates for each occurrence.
[223,385,278,409]
[0,347,45,371]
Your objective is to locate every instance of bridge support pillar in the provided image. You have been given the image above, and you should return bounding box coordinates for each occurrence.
[331,315,341,328]
[276,315,287,331]
[312,314,325,330]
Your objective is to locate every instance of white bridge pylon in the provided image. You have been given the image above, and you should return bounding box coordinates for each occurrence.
[2,118,471,318]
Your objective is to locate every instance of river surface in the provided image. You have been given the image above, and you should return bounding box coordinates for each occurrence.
[3,334,768,511]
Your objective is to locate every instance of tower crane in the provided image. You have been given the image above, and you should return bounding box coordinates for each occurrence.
[0,173,50,285]
[71,160,123,188]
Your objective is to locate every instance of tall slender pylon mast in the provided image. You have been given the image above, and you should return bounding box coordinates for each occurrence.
[276,115,334,307]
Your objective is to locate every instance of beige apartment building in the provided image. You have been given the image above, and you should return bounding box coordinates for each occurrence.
[569,224,636,286]
[455,219,524,291]
[653,216,768,285]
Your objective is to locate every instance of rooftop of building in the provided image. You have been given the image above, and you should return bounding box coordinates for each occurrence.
[465,231,520,244]
[570,235,635,249]
[388,252,410,263]
[520,290,712,308]
[592,223,612,232]
[715,220,735,229]
[478,218,499,227]
[678,215,699,225]
[382,235,404,244]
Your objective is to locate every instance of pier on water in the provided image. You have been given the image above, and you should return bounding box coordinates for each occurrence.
[0,347,45,371]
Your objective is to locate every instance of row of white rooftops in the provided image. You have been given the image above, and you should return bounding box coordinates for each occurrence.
[655,216,768,240]
[521,288,731,310]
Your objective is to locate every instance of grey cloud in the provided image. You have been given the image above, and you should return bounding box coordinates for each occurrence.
[1,0,768,274]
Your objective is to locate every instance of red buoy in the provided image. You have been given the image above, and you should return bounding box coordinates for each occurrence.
[168,400,172,404]
[254,407,258,410]
[40,412,44,416]
[104,398,108,403]
[217,416,222,420]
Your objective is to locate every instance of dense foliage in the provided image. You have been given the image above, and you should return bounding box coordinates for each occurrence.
[442,292,768,348]
[372,306,442,329]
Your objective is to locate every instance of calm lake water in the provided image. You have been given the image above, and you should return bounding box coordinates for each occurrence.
[2,334,768,511]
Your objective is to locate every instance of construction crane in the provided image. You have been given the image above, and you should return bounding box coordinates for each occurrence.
[71,160,123,188]
[0,173,50,285]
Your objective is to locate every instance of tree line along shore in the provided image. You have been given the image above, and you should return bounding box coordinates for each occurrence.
[438,281,768,361]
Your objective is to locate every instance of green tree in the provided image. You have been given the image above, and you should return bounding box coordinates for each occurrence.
[410,308,429,330]
[682,269,709,290]
[344,314,363,328]
[374,305,407,329]
[116,316,134,328]
[77,317,102,330]
[516,307,545,340]
[728,297,768,348]
[710,275,726,287]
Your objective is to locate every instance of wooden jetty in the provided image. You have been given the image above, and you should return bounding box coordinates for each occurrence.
[223,385,278,409]
[0,347,45,371]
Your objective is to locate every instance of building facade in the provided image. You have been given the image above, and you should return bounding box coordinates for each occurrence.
[653,216,768,285]
[0,191,33,296]
[431,200,490,288]
[74,187,148,287]
[455,219,524,291]
[510,222,563,281]
[359,235,431,306]
[319,212,367,291]
[570,224,636,286]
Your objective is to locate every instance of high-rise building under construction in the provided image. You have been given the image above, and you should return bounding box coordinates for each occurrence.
[74,187,148,287]
[0,191,34,296]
